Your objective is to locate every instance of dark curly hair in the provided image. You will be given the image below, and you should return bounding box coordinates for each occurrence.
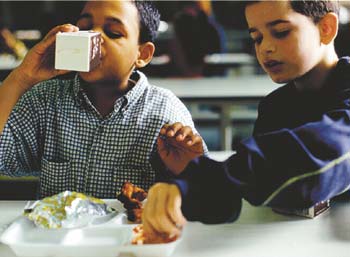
[133,0,160,43]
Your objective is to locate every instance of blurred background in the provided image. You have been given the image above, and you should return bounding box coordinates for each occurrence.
[1,0,350,152]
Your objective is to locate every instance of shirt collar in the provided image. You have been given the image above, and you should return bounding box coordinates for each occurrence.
[288,57,350,99]
[72,73,83,100]
[71,71,148,113]
[321,56,350,97]
[121,70,147,110]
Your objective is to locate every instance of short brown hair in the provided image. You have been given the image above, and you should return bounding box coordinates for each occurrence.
[245,0,339,24]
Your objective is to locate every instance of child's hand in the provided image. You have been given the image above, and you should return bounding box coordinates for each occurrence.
[158,122,204,175]
[142,183,186,239]
[13,24,79,91]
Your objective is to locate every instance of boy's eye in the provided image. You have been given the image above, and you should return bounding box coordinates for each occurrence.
[76,20,92,30]
[252,36,262,45]
[104,30,123,39]
[273,30,290,39]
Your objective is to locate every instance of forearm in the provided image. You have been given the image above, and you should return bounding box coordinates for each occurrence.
[174,110,350,222]
[173,157,243,224]
[238,110,350,207]
[0,69,31,134]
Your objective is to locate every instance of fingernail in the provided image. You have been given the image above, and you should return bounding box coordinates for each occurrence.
[175,223,183,229]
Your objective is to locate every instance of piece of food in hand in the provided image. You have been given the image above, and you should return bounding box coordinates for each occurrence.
[132,224,178,245]
[127,208,143,224]
[24,191,114,229]
[117,181,147,223]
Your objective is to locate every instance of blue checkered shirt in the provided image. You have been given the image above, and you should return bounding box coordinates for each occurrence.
[0,71,207,198]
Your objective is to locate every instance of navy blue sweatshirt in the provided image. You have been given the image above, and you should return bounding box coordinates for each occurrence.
[157,57,350,224]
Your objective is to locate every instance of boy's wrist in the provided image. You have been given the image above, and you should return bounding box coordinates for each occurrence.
[8,67,36,93]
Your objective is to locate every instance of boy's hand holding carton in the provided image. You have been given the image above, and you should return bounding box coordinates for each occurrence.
[13,24,79,91]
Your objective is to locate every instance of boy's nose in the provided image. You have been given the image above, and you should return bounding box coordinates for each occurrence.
[260,40,276,55]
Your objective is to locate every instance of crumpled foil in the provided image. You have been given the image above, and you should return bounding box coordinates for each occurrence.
[24,191,115,229]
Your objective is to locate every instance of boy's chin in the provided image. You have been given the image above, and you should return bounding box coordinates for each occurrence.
[269,75,292,84]
[78,70,103,82]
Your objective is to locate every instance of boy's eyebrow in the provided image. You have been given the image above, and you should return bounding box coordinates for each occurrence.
[267,19,290,28]
[105,17,126,27]
[248,19,290,34]
[76,14,126,28]
[77,13,92,20]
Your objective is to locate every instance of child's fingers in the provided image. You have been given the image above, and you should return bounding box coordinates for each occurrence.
[144,184,178,235]
[157,137,164,148]
[166,185,186,232]
[36,24,79,54]
[160,124,171,135]
[142,186,160,231]
[186,134,203,146]
[43,24,79,41]
[165,122,184,137]
[142,216,159,238]
[157,137,169,158]
[175,126,193,141]
[154,187,180,235]
[142,200,164,237]
[160,123,178,136]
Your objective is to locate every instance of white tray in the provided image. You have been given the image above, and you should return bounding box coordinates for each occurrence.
[0,200,181,257]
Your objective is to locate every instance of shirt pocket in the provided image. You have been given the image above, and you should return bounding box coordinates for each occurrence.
[40,157,72,198]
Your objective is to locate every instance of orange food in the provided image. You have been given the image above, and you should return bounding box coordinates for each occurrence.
[117,182,179,244]
[132,224,178,245]
[117,182,147,223]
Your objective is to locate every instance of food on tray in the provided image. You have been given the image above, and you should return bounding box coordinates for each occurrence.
[24,191,114,229]
[132,224,178,245]
[117,181,147,223]
[117,182,180,244]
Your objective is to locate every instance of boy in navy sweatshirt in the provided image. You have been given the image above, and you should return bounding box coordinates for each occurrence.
[143,0,350,238]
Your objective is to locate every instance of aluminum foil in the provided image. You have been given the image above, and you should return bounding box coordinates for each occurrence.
[24,191,115,229]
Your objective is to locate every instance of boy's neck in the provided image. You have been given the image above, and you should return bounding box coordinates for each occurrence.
[82,78,136,117]
[293,51,339,92]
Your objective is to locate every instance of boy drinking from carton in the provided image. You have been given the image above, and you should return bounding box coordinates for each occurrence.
[142,0,350,238]
[0,1,206,199]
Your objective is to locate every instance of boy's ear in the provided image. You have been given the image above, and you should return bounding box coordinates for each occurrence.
[319,12,338,45]
[135,42,155,68]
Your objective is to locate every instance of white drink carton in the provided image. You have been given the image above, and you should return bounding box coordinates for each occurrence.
[55,31,101,72]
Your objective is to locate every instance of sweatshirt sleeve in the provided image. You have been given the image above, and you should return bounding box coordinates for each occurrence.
[174,109,350,223]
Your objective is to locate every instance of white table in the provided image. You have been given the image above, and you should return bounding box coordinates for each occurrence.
[149,75,278,100]
[209,151,234,161]
[151,53,256,68]
[0,200,349,257]
[149,76,280,150]
[204,53,256,67]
